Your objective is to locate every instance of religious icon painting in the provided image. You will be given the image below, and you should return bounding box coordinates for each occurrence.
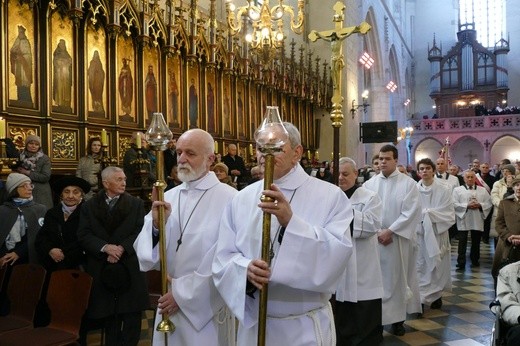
[222,74,233,137]
[167,56,182,129]
[260,87,268,120]
[236,80,246,139]
[86,25,107,119]
[314,118,321,149]
[49,12,75,115]
[205,68,217,135]
[117,36,136,123]
[249,83,258,137]
[143,47,160,126]
[187,64,200,130]
[7,1,37,110]
[281,95,289,122]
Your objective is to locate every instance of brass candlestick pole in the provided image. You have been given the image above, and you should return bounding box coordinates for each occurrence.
[257,151,274,346]
[154,148,174,333]
[254,106,288,346]
[146,113,175,334]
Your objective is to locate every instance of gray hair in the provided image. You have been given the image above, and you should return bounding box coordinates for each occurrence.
[339,157,357,171]
[101,166,123,181]
[283,122,302,149]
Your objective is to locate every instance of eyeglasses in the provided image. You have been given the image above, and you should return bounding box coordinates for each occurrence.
[18,183,34,189]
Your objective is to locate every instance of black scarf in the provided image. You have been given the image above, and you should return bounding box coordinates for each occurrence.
[343,185,359,236]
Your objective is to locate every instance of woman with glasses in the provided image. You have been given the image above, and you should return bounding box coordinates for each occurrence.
[35,176,90,271]
[0,173,46,269]
[0,173,45,315]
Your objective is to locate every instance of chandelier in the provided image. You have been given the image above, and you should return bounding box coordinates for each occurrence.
[397,126,413,142]
[226,0,304,63]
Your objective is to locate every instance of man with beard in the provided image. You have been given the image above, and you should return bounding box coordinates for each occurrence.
[134,129,237,345]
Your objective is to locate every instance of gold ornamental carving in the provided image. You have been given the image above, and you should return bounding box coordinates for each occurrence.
[52,129,77,160]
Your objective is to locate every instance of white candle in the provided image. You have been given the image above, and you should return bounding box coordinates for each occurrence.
[136,132,142,149]
[101,129,108,146]
[0,117,6,139]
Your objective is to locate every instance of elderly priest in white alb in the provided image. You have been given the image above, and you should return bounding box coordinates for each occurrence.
[212,123,353,346]
[134,129,237,345]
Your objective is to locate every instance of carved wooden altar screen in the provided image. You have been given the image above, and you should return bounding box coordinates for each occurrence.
[0,0,331,173]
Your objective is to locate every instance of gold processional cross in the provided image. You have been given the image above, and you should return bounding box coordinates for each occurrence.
[308,1,370,182]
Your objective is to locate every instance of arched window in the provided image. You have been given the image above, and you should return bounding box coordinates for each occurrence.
[476,52,494,85]
[442,56,458,89]
[459,0,505,48]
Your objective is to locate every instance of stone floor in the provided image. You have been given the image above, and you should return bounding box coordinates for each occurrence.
[87,237,497,345]
[381,238,496,346]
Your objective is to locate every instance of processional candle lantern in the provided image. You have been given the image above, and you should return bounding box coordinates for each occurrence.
[254,106,288,346]
[145,112,175,333]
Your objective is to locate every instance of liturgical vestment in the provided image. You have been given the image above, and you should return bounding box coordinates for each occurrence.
[363,169,422,325]
[213,165,353,346]
[134,172,237,346]
[416,179,455,304]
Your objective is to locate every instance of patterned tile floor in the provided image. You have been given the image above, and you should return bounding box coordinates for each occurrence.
[382,238,496,346]
[87,238,497,345]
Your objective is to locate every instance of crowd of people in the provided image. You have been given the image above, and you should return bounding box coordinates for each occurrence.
[1,125,520,345]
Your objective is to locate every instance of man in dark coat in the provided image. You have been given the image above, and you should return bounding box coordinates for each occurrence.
[78,166,148,345]
[222,144,246,188]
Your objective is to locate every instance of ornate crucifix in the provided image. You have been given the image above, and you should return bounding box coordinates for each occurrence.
[308,1,371,183]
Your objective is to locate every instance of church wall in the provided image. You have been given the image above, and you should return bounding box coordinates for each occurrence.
[1,0,326,174]
[505,1,520,106]
[412,0,458,119]
[195,1,520,168]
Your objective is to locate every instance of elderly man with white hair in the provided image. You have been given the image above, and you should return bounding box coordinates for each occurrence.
[213,122,353,346]
[135,129,237,345]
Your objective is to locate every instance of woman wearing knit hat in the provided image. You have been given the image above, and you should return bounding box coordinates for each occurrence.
[0,173,46,269]
[13,134,53,209]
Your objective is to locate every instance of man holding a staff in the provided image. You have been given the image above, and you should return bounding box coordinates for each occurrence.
[213,122,353,345]
[134,129,237,345]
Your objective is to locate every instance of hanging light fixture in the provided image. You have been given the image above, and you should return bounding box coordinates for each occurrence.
[226,0,304,64]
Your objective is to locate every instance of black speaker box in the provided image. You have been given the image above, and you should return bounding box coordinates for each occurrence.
[359,121,398,143]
